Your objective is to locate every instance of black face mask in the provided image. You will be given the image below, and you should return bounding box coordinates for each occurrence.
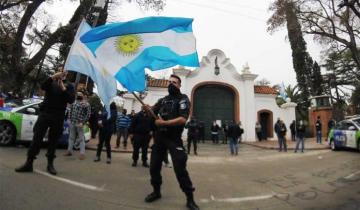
[168,83,180,95]
[77,96,83,100]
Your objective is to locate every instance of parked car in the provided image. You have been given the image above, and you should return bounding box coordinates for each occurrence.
[0,99,90,146]
[327,117,360,152]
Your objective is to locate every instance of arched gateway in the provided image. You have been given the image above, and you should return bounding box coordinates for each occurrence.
[122,49,296,142]
[191,82,239,140]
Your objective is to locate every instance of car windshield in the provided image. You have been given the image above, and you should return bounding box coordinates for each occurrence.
[352,119,360,127]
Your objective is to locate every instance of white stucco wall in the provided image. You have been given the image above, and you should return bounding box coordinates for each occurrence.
[255,94,296,139]
[120,49,296,142]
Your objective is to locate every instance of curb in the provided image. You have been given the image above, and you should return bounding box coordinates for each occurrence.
[242,142,330,151]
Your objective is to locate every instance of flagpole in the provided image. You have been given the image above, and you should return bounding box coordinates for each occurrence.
[131,92,157,119]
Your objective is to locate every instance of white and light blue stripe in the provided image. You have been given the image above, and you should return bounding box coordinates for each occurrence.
[64,20,117,117]
[80,16,200,92]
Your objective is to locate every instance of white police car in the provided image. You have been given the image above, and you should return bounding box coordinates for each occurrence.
[0,99,90,146]
[327,117,360,152]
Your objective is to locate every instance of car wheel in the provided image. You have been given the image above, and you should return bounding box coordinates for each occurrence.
[330,139,337,151]
[357,140,360,153]
[0,121,16,146]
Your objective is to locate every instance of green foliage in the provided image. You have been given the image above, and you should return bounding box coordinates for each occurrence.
[311,61,324,96]
[351,82,360,114]
[0,0,166,95]
[268,0,314,108]
[88,94,103,113]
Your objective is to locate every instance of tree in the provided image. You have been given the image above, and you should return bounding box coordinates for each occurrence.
[267,0,314,107]
[338,0,360,19]
[0,0,166,95]
[294,0,360,70]
[351,81,360,113]
[0,0,32,11]
[322,48,357,101]
[311,61,325,95]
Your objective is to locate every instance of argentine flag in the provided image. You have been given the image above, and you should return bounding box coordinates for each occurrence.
[280,82,287,100]
[64,20,117,116]
[80,16,200,92]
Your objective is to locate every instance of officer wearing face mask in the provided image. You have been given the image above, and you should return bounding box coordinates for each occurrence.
[143,74,199,210]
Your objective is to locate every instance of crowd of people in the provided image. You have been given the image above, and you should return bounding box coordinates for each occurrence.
[13,71,200,210]
[272,116,336,153]
[10,67,339,210]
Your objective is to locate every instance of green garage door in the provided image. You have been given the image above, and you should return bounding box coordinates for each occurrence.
[193,85,235,140]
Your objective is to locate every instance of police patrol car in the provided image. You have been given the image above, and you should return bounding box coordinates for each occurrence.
[0,99,90,146]
[327,117,360,152]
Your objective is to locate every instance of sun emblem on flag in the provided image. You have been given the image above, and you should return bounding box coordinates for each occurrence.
[115,35,143,56]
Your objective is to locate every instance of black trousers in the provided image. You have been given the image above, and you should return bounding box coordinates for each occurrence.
[222,133,228,144]
[150,133,195,196]
[89,121,98,139]
[256,132,262,141]
[187,135,197,154]
[27,112,64,160]
[132,134,150,163]
[96,130,112,158]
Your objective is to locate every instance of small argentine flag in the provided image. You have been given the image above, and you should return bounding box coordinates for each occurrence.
[80,16,200,92]
[280,82,287,100]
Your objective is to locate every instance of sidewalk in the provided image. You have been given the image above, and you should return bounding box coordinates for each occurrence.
[243,137,330,150]
[86,136,330,153]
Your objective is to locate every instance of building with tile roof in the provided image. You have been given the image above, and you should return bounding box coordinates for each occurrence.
[122,49,296,142]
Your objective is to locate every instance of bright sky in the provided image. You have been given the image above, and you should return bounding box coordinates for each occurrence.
[45,0,323,87]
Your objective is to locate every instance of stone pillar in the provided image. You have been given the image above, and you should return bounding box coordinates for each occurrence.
[239,64,258,142]
[173,66,191,93]
[280,99,297,139]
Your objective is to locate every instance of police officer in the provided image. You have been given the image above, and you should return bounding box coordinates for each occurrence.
[15,67,75,175]
[185,116,199,155]
[129,107,154,167]
[144,74,199,210]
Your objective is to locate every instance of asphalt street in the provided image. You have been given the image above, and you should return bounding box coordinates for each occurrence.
[0,143,359,210]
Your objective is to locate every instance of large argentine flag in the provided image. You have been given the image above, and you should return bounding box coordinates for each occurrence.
[64,20,117,116]
[80,17,200,92]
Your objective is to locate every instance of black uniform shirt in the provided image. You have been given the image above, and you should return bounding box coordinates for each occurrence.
[152,93,190,138]
[40,77,75,114]
[129,111,154,135]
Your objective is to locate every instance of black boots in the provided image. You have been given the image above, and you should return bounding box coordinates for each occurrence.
[47,158,57,175]
[186,199,200,210]
[142,162,149,168]
[186,193,200,210]
[144,191,162,202]
[15,158,33,173]
[15,157,57,175]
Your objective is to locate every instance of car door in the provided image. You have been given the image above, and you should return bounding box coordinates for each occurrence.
[16,104,40,141]
[345,122,357,148]
[333,122,346,148]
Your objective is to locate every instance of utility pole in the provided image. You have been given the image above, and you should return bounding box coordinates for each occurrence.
[74,0,106,91]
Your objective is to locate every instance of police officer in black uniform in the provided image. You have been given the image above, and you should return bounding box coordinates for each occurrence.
[129,107,154,167]
[185,116,199,155]
[15,68,75,175]
[144,74,199,210]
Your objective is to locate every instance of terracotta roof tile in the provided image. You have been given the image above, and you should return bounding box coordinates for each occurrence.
[147,79,169,88]
[254,85,277,95]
